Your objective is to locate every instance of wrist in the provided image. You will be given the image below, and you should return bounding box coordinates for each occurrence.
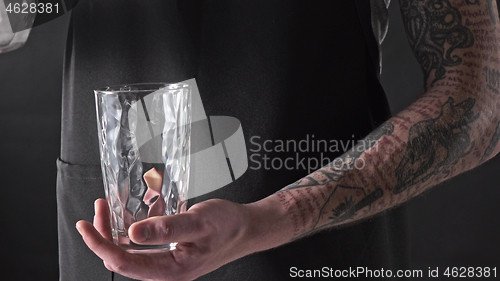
[243,194,295,253]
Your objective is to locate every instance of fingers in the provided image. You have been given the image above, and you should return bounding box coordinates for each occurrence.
[76,220,171,280]
[76,220,127,265]
[93,199,112,241]
[129,212,207,245]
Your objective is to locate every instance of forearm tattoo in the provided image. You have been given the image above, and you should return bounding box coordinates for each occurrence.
[277,123,394,237]
[394,97,479,194]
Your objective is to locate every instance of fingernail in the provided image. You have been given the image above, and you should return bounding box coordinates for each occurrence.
[133,224,150,243]
[75,222,83,235]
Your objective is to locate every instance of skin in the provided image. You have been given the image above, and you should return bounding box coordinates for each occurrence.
[77,1,500,280]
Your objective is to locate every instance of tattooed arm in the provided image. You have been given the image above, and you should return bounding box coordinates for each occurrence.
[244,0,500,248]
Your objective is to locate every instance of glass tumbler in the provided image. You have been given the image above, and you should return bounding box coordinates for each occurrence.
[95,83,192,252]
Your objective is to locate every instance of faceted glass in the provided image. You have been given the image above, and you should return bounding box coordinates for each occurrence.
[95,83,192,252]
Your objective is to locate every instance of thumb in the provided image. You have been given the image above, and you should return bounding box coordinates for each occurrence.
[128,212,207,245]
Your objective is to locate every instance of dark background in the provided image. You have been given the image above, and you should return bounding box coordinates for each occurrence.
[0,1,498,279]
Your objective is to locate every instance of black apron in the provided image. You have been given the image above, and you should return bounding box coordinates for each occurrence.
[57,0,410,280]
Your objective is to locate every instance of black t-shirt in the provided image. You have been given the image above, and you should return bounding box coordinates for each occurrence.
[57,1,410,280]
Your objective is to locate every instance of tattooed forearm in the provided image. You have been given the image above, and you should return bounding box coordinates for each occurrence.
[329,188,384,225]
[293,186,383,239]
[400,0,475,90]
[394,97,479,194]
[276,123,394,237]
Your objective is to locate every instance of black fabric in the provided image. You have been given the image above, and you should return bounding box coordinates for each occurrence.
[56,159,112,281]
[58,0,410,280]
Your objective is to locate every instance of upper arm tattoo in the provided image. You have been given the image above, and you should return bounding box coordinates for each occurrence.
[400,0,475,90]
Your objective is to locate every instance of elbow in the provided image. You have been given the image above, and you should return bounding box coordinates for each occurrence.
[478,109,500,164]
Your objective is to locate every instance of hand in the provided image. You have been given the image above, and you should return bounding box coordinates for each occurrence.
[76,198,258,281]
